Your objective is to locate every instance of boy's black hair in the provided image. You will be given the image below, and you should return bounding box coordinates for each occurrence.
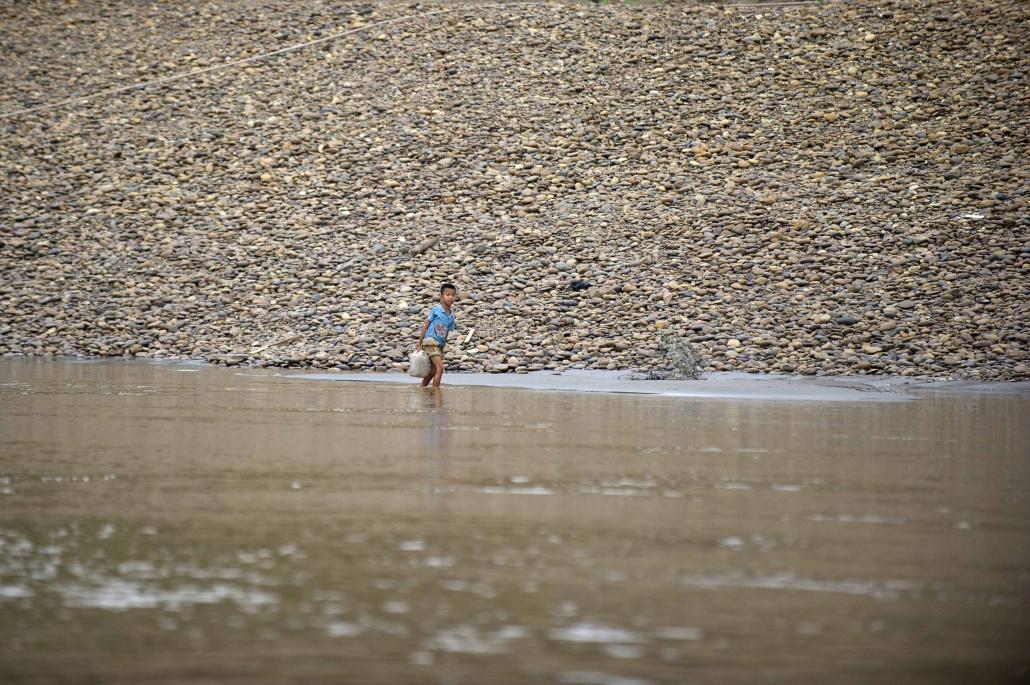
[441,283,456,294]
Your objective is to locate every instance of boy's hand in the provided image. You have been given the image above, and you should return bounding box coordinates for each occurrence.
[416,341,423,351]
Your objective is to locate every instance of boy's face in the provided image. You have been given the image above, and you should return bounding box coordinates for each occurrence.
[441,288,456,307]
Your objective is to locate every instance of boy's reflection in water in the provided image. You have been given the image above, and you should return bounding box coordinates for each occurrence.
[425,386,444,446]
[423,387,449,514]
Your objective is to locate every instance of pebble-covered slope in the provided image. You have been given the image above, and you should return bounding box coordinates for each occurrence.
[1,0,1027,379]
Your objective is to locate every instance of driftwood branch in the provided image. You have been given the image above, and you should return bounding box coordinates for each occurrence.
[250,334,302,354]
[409,237,439,255]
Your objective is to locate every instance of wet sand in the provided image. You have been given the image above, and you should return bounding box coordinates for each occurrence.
[294,368,1030,402]
[1,358,1028,684]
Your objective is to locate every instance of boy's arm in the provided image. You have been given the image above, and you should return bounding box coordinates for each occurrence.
[416,320,430,350]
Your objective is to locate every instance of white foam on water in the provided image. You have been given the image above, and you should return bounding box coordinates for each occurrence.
[496,625,529,640]
[477,486,556,496]
[600,488,645,497]
[399,540,425,551]
[58,578,278,611]
[2,534,33,555]
[808,514,908,526]
[326,621,362,637]
[39,474,117,483]
[117,561,157,576]
[653,626,703,641]
[554,600,578,617]
[439,579,495,598]
[383,600,410,614]
[601,478,656,489]
[0,584,33,599]
[603,644,645,659]
[719,537,745,549]
[428,626,499,654]
[559,671,654,685]
[549,623,647,644]
[678,572,921,600]
[426,624,528,654]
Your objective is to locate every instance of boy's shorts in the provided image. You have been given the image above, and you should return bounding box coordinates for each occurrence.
[422,339,443,359]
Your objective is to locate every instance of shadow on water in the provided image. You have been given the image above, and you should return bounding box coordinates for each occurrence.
[0,358,1028,684]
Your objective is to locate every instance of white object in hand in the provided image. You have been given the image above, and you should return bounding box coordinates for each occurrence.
[408,349,430,378]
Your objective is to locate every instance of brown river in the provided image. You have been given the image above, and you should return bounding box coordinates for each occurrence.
[1,359,1028,684]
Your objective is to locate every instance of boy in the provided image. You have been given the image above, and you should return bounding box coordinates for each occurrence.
[416,283,457,387]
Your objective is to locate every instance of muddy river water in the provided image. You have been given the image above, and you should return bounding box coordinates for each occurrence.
[1,359,1028,684]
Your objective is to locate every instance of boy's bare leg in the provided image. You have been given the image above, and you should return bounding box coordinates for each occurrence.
[421,355,441,387]
[431,356,444,388]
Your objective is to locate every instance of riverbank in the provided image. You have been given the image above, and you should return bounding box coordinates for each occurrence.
[5,357,1028,404]
[298,368,1030,401]
[1,0,1027,380]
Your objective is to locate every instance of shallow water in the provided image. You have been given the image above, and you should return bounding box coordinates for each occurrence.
[1,359,1028,684]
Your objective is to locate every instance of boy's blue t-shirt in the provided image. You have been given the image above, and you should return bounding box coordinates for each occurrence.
[424,305,455,346]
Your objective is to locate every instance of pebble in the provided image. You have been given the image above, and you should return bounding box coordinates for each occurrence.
[0,0,1026,381]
